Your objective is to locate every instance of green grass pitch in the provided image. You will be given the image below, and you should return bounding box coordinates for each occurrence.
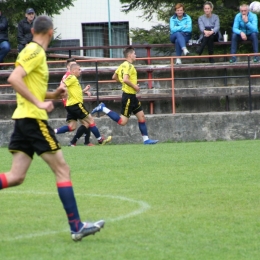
[0,141,260,260]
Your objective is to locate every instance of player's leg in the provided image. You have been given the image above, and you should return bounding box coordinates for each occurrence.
[69,125,87,146]
[83,127,94,146]
[70,103,111,145]
[0,152,31,189]
[133,98,158,145]
[69,125,93,146]
[41,150,104,241]
[0,119,34,189]
[55,120,77,134]
[81,114,111,145]
[91,93,131,126]
[55,107,78,134]
[91,102,125,124]
[38,119,104,241]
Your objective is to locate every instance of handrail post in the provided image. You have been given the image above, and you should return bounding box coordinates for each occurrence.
[247,56,252,112]
[146,47,154,114]
[95,61,100,117]
[69,50,71,58]
[171,57,176,114]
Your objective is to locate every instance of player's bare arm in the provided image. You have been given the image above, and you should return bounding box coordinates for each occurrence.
[46,84,67,100]
[83,85,91,96]
[112,72,120,82]
[123,74,140,92]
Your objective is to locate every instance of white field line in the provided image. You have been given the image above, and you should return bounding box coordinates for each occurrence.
[1,190,151,242]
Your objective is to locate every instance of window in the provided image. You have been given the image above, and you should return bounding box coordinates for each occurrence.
[82,22,129,58]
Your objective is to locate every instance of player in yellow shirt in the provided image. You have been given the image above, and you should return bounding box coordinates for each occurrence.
[92,46,158,145]
[54,63,112,145]
[0,15,104,241]
[60,58,94,146]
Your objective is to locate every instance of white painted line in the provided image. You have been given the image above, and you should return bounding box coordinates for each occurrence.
[1,190,151,242]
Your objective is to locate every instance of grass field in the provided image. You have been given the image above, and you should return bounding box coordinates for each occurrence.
[1,140,260,260]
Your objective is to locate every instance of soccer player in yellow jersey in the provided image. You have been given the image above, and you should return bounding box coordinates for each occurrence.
[92,46,158,145]
[61,58,94,146]
[0,15,104,242]
[54,63,112,145]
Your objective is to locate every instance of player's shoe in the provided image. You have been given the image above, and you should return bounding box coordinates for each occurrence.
[68,143,76,147]
[71,220,105,242]
[98,136,112,145]
[144,139,158,145]
[85,143,95,146]
[91,103,105,114]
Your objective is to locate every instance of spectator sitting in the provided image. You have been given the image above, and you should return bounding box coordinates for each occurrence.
[230,4,259,63]
[17,8,36,53]
[196,1,222,63]
[170,3,192,65]
[0,9,11,68]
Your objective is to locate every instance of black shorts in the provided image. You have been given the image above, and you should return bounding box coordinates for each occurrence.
[9,118,61,158]
[65,103,89,122]
[121,92,143,118]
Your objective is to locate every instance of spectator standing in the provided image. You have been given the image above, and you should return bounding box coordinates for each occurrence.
[230,4,259,63]
[0,9,11,67]
[17,8,36,52]
[169,3,192,65]
[197,1,222,63]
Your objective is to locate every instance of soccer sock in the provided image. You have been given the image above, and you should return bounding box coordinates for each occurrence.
[107,111,122,124]
[89,123,102,141]
[103,107,110,114]
[57,181,83,232]
[138,121,149,141]
[0,173,8,190]
[70,125,86,144]
[55,125,73,134]
[84,127,91,145]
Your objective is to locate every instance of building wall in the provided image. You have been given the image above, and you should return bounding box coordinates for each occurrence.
[52,0,160,45]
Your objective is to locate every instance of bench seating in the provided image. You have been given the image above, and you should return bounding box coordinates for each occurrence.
[2,46,260,112]
[1,60,259,80]
[1,85,260,105]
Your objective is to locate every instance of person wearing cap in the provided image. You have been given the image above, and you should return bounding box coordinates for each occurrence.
[0,9,11,66]
[17,8,36,52]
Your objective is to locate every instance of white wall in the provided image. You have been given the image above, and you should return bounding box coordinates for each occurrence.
[52,0,160,45]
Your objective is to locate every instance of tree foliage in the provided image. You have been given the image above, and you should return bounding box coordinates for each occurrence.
[120,0,259,54]
[0,0,75,48]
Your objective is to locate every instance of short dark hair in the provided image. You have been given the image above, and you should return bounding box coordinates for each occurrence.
[33,15,53,34]
[123,46,135,58]
[66,58,76,66]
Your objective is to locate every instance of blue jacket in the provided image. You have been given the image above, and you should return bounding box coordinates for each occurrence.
[170,13,192,34]
[232,11,258,35]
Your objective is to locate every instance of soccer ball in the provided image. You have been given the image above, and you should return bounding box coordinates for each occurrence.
[250,1,260,13]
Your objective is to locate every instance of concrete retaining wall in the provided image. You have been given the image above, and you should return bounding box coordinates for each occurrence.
[1,111,260,147]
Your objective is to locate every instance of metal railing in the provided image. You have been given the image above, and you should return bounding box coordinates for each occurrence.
[1,46,260,114]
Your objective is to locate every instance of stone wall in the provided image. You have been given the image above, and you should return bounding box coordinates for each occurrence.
[1,111,259,147]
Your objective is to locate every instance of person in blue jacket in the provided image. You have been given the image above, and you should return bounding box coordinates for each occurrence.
[170,3,192,65]
[230,4,259,63]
